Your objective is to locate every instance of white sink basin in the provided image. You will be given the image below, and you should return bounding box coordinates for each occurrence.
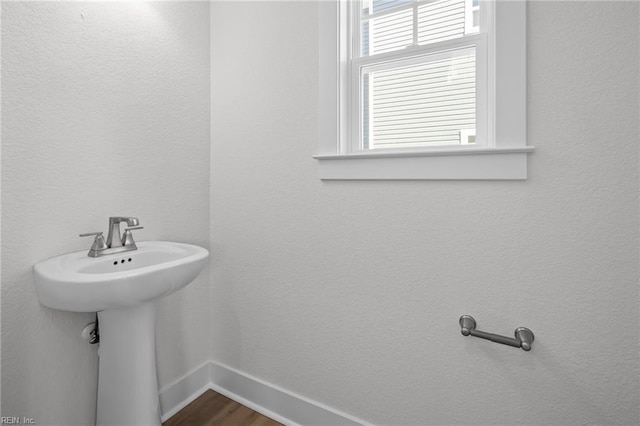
[34,241,208,312]
[33,240,209,425]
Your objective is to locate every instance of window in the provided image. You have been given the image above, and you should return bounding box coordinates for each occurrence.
[316,0,533,180]
[358,0,480,151]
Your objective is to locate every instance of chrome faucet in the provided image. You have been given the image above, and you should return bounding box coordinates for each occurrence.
[106,217,139,248]
[80,216,144,257]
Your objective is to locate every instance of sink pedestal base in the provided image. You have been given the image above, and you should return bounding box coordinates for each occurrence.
[97,302,161,426]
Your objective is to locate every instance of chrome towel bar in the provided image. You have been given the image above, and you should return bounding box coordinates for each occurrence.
[459,315,534,351]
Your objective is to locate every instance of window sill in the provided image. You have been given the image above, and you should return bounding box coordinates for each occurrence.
[313,146,534,180]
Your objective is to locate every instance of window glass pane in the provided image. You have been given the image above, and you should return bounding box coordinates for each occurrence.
[418,0,468,45]
[363,0,413,16]
[362,8,413,56]
[362,0,480,57]
[362,47,476,149]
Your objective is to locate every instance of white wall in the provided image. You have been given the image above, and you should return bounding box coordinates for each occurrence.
[210,1,639,425]
[2,1,638,424]
[1,2,210,424]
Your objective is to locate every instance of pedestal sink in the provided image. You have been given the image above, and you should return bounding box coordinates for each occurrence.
[33,241,209,425]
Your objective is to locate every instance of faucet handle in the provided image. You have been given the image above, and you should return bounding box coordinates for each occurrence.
[80,232,108,256]
[122,226,144,247]
[79,232,103,238]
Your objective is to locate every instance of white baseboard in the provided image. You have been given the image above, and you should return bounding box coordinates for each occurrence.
[159,362,212,422]
[158,360,369,426]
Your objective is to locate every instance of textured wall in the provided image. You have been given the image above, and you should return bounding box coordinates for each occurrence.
[210,1,639,424]
[1,2,210,424]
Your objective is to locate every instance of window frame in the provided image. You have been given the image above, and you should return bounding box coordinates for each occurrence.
[465,0,480,34]
[316,0,533,180]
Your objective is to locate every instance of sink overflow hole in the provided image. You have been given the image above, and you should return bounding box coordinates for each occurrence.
[112,258,133,266]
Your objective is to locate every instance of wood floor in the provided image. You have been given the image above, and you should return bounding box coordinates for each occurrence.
[163,390,283,426]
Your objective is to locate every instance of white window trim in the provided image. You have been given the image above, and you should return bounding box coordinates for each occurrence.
[460,128,475,145]
[316,0,533,180]
[465,0,480,34]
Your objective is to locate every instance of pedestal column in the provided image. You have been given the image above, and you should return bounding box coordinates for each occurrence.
[96,302,161,426]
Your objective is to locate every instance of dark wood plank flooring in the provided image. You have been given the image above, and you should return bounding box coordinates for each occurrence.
[163,390,283,426]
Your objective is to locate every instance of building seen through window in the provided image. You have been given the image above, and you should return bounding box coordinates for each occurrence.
[358,0,479,149]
